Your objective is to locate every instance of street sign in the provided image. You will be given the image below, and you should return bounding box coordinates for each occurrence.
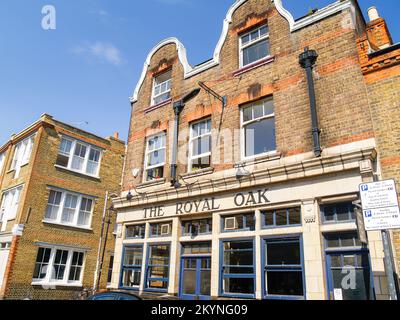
[359,179,400,231]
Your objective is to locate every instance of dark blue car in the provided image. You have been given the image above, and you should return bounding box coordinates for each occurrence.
[87,291,142,300]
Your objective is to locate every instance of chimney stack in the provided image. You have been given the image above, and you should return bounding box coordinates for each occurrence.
[113,132,119,140]
[367,6,380,22]
[365,6,393,51]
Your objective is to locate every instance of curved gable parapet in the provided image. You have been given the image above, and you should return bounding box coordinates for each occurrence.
[130,0,354,103]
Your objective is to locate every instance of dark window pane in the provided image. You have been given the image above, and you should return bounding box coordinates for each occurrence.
[245,117,276,157]
[266,241,301,265]
[224,277,254,294]
[264,212,274,226]
[275,209,288,226]
[336,203,351,221]
[122,269,141,287]
[289,208,301,225]
[243,39,269,66]
[267,271,303,296]
[56,154,69,167]
[245,214,255,230]
[324,206,335,222]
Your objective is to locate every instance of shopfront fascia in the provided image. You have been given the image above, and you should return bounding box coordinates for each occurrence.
[111,146,390,300]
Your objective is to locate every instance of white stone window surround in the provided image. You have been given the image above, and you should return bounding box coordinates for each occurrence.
[9,134,36,179]
[130,0,355,103]
[31,245,87,287]
[55,135,103,178]
[43,187,95,230]
[0,185,23,232]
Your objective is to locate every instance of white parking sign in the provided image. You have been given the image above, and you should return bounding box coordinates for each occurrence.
[359,180,400,231]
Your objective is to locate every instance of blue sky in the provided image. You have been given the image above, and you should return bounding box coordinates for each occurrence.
[0,0,399,145]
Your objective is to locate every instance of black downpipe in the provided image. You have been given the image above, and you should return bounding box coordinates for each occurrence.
[170,88,201,188]
[299,47,322,157]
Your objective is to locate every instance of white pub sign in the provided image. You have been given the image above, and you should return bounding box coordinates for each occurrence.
[359,179,400,231]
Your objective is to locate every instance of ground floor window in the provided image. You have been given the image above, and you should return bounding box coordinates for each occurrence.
[221,240,255,297]
[264,237,305,299]
[107,254,114,285]
[32,246,85,286]
[121,246,143,289]
[146,244,170,290]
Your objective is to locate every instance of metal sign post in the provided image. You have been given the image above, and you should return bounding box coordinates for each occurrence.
[359,179,400,300]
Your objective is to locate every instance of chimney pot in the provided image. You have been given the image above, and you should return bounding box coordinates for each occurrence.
[113,132,119,139]
[368,6,380,22]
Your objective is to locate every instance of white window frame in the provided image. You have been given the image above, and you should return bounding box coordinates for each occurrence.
[151,70,172,106]
[10,134,35,178]
[56,136,103,178]
[239,24,270,68]
[188,118,212,172]
[43,188,95,230]
[0,185,23,232]
[143,132,166,182]
[240,98,276,161]
[0,151,6,174]
[31,246,86,287]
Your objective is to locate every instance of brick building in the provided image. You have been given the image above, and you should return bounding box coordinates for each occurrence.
[357,6,400,296]
[110,0,397,300]
[0,114,125,300]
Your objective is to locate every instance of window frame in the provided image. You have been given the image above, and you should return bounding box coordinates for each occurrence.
[240,98,276,160]
[182,218,213,237]
[320,202,356,224]
[188,118,212,172]
[0,185,23,232]
[0,151,6,173]
[125,224,146,239]
[119,245,144,291]
[220,238,256,299]
[143,132,167,182]
[10,134,35,178]
[239,24,270,68]
[151,70,172,106]
[145,243,171,292]
[263,236,306,300]
[56,135,103,178]
[32,246,86,287]
[149,221,172,238]
[262,207,302,229]
[44,188,95,230]
[222,213,255,233]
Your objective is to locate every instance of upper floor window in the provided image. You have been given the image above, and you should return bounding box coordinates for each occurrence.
[152,70,172,106]
[182,218,212,237]
[263,207,302,228]
[56,136,102,177]
[0,185,23,232]
[32,246,85,286]
[241,98,276,159]
[44,189,94,229]
[144,133,166,181]
[189,118,211,172]
[223,213,255,232]
[321,202,356,224]
[125,224,146,239]
[0,152,5,173]
[239,24,270,67]
[10,135,35,178]
[150,221,172,237]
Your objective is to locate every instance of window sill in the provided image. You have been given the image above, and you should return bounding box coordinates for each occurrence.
[144,99,172,114]
[236,151,281,168]
[233,56,275,77]
[262,224,302,230]
[31,281,83,288]
[181,167,214,179]
[42,220,93,232]
[137,178,166,189]
[54,164,101,180]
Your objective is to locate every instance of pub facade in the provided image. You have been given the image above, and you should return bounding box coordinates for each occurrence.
[109,0,397,300]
